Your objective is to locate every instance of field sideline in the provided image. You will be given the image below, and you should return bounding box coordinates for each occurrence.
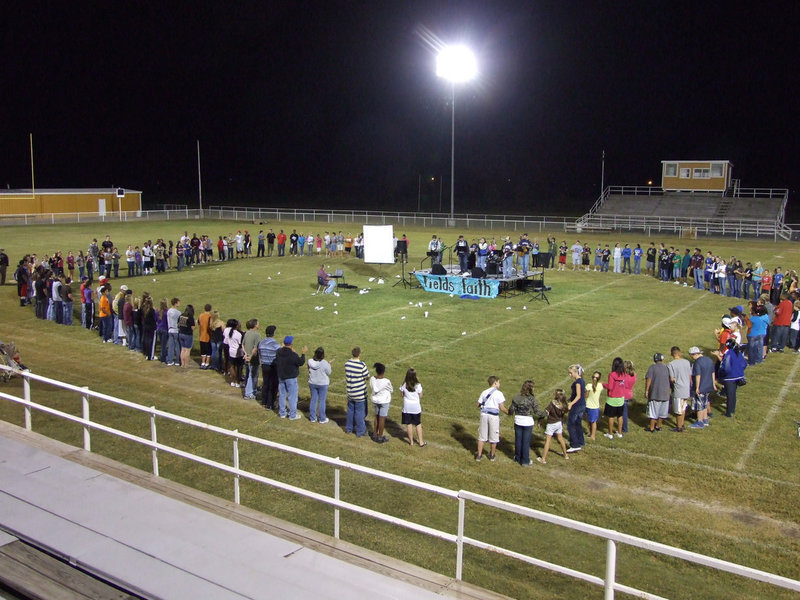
[1,219,799,599]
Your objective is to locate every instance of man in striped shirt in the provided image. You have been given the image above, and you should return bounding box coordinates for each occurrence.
[344,347,370,437]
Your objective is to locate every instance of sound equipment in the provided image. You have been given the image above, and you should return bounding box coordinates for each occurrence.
[485,262,499,276]
[470,267,486,279]
[431,263,447,275]
[535,252,551,268]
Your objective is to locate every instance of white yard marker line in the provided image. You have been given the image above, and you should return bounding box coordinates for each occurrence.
[258,419,800,554]
[592,444,800,489]
[736,355,800,471]
[539,291,710,396]
[392,279,622,366]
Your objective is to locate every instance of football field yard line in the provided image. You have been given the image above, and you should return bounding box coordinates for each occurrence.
[538,290,711,396]
[391,279,623,367]
[257,386,800,490]
[258,416,800,555]
[735,354,800,471]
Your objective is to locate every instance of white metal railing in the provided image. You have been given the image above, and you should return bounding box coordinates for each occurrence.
[0,208,198,226]
[204,205,578,233]
[574,213,791,241]
[1,365,799,599]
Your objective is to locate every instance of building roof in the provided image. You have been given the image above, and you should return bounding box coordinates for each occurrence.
[0,188,142,195]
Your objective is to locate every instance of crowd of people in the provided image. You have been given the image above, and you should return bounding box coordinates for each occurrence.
[5,228,800,460]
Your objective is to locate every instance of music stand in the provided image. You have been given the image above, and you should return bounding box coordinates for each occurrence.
[396,239,408,263]
[527,271,551,304]
[393,258,416,288]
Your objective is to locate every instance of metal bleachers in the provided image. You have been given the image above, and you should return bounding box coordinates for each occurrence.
[576,186,792,240]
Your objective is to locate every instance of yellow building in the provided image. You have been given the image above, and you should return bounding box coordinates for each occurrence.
[0,188,142,216]
[661,160,733,192]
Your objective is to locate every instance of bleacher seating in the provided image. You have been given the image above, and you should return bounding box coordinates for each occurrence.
[577,188,791,239]
[596,193,721,219]
[723,198,786,221]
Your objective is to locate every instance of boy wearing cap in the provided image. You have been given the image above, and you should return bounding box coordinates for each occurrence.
[275,336,307,420]
[689,347,714,427]
[644,353,670,432]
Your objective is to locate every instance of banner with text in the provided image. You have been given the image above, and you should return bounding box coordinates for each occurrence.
[414,273,501,299]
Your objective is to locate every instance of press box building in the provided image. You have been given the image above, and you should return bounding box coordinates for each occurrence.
[0,188,142,216]
[661,160,734,192]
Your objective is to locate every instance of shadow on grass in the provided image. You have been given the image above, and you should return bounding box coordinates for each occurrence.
[384,418,407,443]
[450,422,476,455]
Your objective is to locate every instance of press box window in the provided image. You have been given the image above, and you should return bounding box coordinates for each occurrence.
[664,163,678,177]
[693,168,710,179]
[710,163,724,177]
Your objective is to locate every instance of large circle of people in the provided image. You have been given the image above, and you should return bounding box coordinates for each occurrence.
[4,231,800,462]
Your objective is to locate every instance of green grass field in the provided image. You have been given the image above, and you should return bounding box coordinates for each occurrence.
[1,219,799,599]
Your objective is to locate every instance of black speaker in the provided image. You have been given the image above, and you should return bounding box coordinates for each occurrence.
[535,252,551,268]
[485,262,499,276]
[470,267,486,279]
[431,263,447,275]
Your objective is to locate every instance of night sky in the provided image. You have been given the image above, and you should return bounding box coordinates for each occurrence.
[3,1,798,217]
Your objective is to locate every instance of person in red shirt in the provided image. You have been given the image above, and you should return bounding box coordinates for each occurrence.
[277,230,287,257]
[771,294,794,352]
[760,269,773,300]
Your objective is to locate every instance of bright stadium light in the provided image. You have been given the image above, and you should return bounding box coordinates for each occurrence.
[436,45,477,221]
[436,45,478,82]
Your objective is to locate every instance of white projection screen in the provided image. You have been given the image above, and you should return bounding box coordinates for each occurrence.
[363,225,395,264]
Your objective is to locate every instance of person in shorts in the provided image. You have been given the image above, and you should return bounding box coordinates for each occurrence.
[475,375,508,461]
[668,346,692,432]
[645,353,670,432]
[537,389,569,464]
[585,370,603,441]
[369,362,393,443]
[689,346,714,428]
[399,368,425,446]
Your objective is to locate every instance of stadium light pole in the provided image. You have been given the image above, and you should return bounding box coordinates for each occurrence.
[436,45,477,223]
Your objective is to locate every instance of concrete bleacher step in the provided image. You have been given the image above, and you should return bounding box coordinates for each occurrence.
[0,533,138,600]
[715,198,734,218]
[0,422,512,600]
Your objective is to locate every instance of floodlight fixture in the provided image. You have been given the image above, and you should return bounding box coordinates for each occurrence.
[436,45,477,221]
[436,45,478,83]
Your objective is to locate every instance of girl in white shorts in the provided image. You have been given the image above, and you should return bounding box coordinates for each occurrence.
[538,389,569,464]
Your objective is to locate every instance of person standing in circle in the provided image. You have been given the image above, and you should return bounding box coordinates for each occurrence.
[308,347,332,423]
[475,376,508,461]
[566,365,586,453]
[400,368,425,447]
[508,379,546,466]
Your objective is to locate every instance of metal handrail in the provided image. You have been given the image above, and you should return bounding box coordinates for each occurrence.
[1,365,799,598]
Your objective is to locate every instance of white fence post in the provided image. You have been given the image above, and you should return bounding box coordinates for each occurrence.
[150,407,159,476]
[334,457,341,539]
[23,374,31,430]
[456,496,465,580]
[604,538,617,600]
[81,386,91,451]
[233,430,240,505]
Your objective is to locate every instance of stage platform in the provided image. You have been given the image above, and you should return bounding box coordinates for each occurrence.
[412,264,550,302]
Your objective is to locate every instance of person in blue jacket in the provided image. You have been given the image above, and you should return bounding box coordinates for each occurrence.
[718,339,747,417]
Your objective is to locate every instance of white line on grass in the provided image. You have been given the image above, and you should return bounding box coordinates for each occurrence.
[258,417,800,555]
[391,279,623,367]
[589,444,800,489]
[735,355,800,471]
[538,290,710,396]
